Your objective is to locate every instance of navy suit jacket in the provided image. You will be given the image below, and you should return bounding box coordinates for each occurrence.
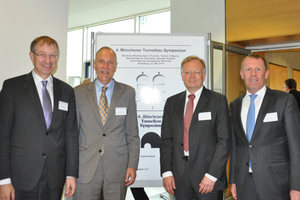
[0,72,79,191]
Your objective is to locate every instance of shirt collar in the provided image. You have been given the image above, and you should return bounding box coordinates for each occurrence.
[95,79,115,91]
[32,70,53,86]
[186,86,203,98]
[245,86,266,99]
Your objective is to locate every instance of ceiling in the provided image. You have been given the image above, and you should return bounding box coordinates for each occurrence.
[68,0,170,29]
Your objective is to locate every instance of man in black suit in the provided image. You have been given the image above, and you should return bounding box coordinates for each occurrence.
[284,78,300,110]
[160,56,231,200]
[230,54,300,200]
[0,36,79,200]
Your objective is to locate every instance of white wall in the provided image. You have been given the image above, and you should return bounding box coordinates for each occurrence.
[171,0,225,43]
[0,0,69,88]
[68,0,170,29]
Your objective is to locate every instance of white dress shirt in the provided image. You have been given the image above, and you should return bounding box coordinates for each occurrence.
[241,86,266,172]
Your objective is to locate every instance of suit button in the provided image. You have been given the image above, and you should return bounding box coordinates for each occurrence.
[103,134,106,137]
[249,145,252,148]
[46,132,49,135]
[99,149,102,153]
[42,153,46,157]
[181,143,183,146]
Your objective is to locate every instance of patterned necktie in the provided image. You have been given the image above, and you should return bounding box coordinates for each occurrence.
[246,94,257,169]
[184,94,195,152]
[42,81,52,129]
[99,86,108,125]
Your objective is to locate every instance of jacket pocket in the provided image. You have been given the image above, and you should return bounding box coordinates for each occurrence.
[270,162,290,171]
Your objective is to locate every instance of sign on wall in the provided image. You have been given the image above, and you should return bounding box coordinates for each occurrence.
[93,33,208,187]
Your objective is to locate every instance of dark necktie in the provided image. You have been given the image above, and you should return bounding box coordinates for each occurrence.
[246,94,257,169]
[42,81,52,129]
[184,94,195,152]
[99,86,108,125]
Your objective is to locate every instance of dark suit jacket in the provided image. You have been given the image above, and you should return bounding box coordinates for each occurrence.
[0,72,79,191]
[289,89,300,110]
[230,87,300,200]
[160,86,231,191]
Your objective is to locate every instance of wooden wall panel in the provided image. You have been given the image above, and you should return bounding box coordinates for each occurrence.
[226,0,300,42]
[269,63,287,91]
[293,70,300,90]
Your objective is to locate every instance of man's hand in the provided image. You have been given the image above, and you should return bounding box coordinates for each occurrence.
[125,168,136,186]
[0,184,15,200]
[163,176,176,195]
[290,189,300,200]
[65,177,76,197]
[198,176,215,194]
[230,183,237,200]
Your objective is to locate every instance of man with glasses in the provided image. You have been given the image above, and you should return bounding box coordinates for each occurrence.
[0,36,79,200]
[73,46,140,200]
[160,55,231,200]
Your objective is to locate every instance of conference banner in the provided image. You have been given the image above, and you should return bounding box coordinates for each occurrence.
[93,33,208,187]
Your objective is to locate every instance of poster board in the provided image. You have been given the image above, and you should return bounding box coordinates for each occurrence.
[93,33,209,187]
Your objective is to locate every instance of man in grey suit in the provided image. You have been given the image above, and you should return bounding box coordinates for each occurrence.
[73,46,140,200]
[160,56,231,200]
[230,54,300,200]
[0,36,79,200]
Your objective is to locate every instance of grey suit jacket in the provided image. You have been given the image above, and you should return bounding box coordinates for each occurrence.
[160,86,231,191]
[0,72,79,191]
[230,87,300,200]
[74,79,140,183]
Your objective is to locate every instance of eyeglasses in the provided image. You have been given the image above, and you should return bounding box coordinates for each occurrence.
[182,71,204,76]
[32,51,58,60]
[98,59,116,66]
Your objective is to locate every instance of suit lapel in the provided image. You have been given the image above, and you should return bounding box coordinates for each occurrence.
[23,73,47,127]
[251,87,276,141]
[191,87,209,124]
[106,81,122,123]
[177,91,186,124]
[235,94,249,142]
[50,77,62,130]
[86,81,103,127]
[176,91,186,144]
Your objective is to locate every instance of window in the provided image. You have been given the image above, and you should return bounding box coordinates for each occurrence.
[86,18,135,61]
[139,11,170,33]
[66,29,83,86]
[66,10,170,87]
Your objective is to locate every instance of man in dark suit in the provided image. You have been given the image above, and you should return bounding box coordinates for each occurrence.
[160,56,231,200]
[230,54,300,200]
[73,46,139,200]
[0,36,79,200]
[284,78,300,110]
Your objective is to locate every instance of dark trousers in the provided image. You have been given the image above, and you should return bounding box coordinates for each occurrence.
[174,161,223,200]
[15,164,63,200]
[240,174,259,200]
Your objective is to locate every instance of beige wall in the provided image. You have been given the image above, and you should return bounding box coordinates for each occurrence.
[171,0,226,43]
[0,0,69,88]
